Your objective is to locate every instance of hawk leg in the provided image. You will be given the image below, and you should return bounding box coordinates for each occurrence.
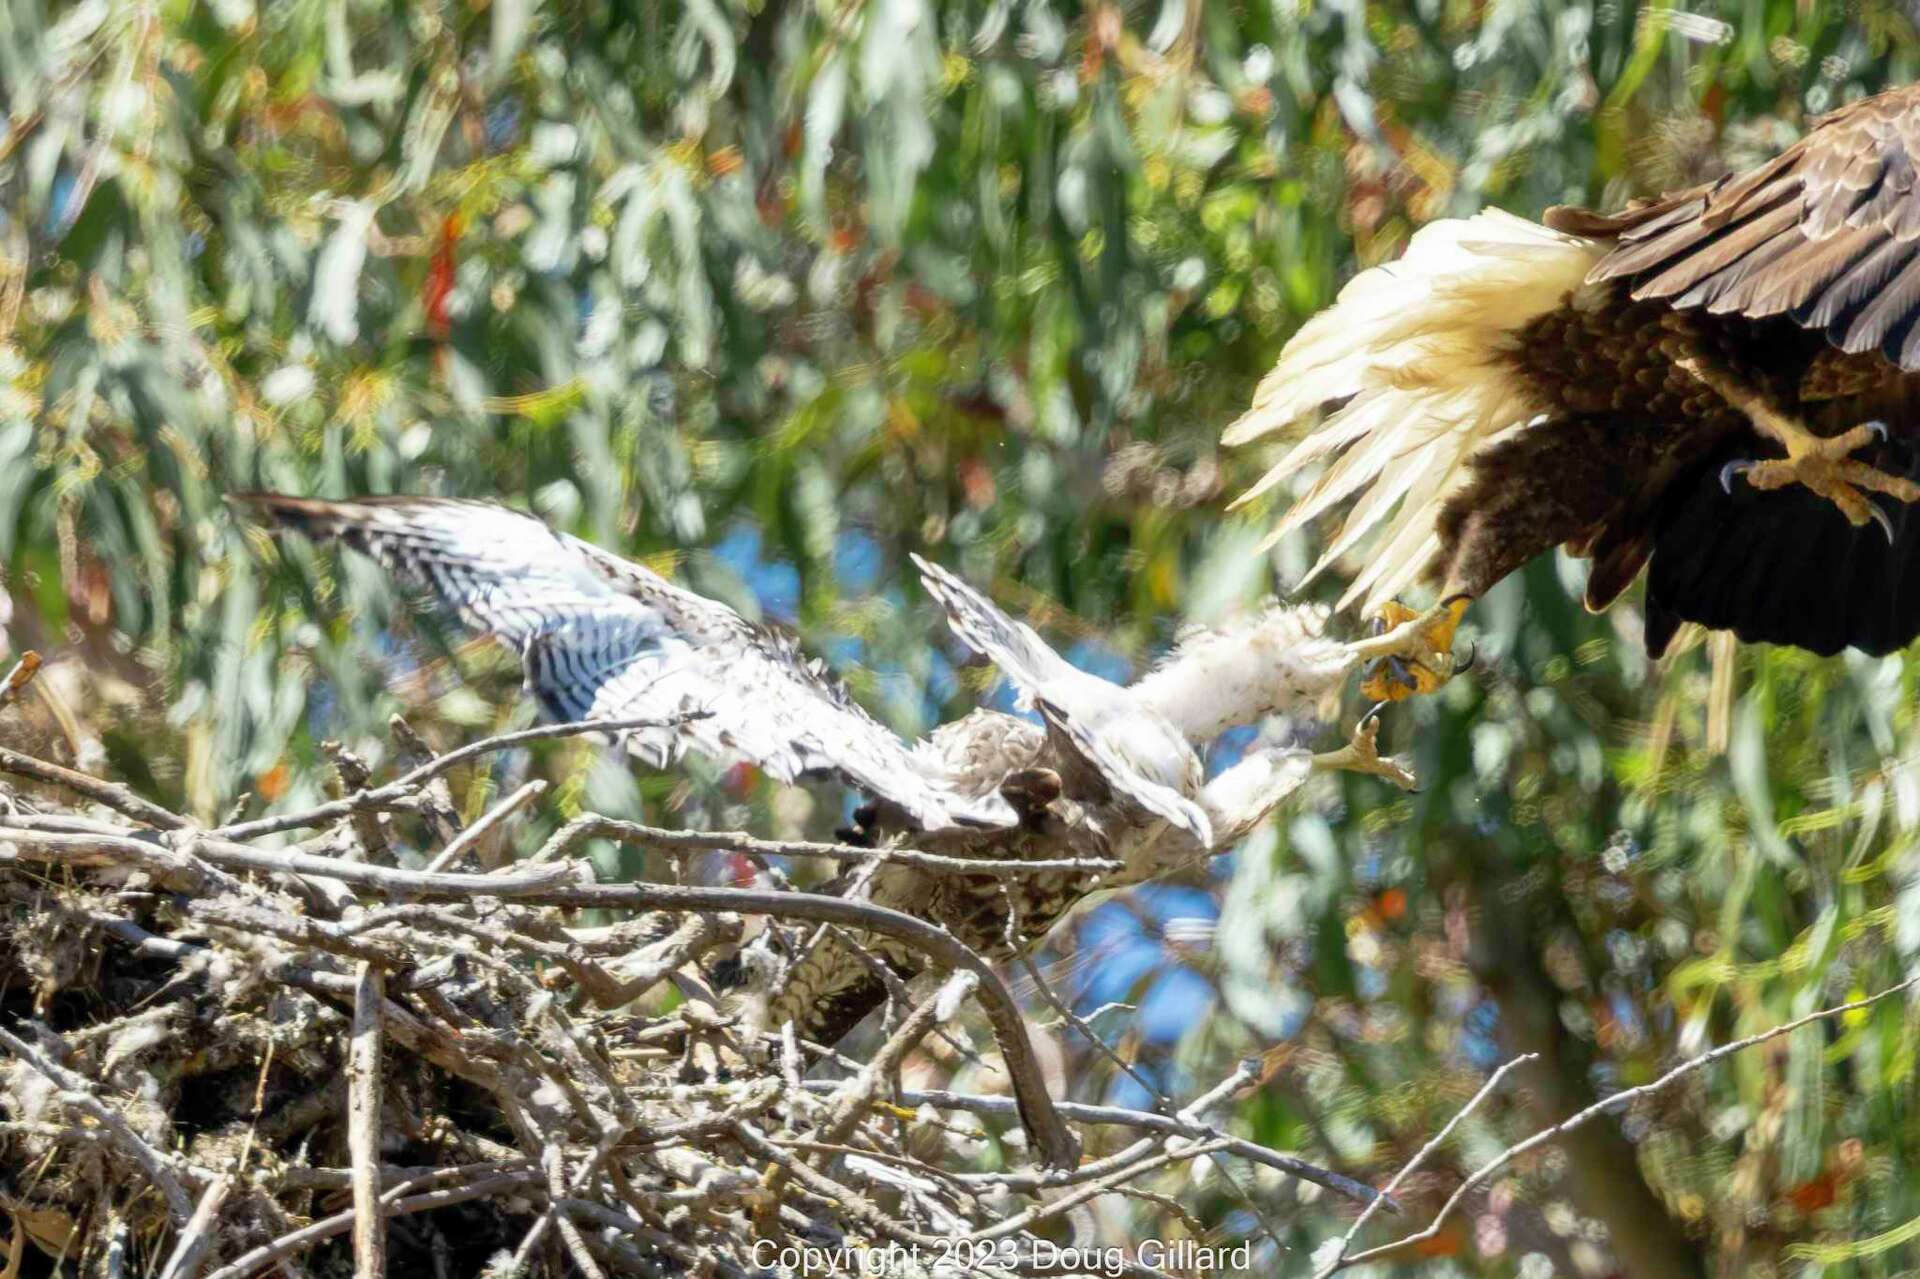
[1679,357,1920,541]
[1347,597,1471,704]
[1311,714,1417,790]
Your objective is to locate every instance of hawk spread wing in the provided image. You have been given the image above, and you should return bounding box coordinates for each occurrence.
[910,555,1212,846]
[236,495,1014,831]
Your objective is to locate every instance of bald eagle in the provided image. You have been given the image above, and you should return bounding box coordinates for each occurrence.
[1226,83,1920,700]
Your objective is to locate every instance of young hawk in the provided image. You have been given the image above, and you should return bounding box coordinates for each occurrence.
[1226,82,1920,700]
[238,494,1414,1043]
[236,494,1360,849]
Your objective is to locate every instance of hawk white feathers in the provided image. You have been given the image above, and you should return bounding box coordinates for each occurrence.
[913,554,1212,846]
[237,495,1226,845]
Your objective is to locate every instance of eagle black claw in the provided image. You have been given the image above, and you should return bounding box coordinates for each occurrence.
[1720,459,1753,495]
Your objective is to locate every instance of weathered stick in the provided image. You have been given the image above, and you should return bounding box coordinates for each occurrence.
[155,1172,233,1279]
[534,880,1081,1169]
[348,961,387,1279]
[212,715,705,840]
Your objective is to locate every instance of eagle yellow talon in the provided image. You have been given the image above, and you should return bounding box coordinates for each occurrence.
[1351,597,1471,704]
[1359,656,1444,704]
[1683,357,1920,534]
[1728,427,1920,527]
[1370,601,1423,630]
[1838,459,1920,502]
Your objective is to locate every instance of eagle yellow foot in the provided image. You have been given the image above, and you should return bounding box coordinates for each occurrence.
[1348,597,1471,704]
[1311,714,1417,790]
[1721,421,1920,542]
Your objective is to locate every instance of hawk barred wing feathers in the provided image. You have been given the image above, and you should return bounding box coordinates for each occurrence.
[242,494,1235,847]
[910,554,1213,846]
[234,495,1014,831]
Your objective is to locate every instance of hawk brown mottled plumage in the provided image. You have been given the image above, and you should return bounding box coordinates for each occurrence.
[1227,83,1920,697]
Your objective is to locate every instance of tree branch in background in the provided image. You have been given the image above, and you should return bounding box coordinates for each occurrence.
[1314,1052,1538,1277]
[1335,976,1920,1272]
[0,743,191,831]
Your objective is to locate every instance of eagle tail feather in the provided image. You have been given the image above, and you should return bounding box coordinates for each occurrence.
[1226,211,1602,613]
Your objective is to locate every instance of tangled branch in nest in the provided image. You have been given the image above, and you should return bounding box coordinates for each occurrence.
[0,707,1384,1279]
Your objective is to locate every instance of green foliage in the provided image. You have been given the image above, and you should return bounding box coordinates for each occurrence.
[10,0,1920,1271]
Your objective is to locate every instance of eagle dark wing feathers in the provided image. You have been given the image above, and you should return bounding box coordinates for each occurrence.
[1560,83,1920,368]
[1231,82,1920,665]
[1648,432,1920,657]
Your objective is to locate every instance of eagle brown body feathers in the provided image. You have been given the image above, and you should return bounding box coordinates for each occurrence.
[1443,294,1920,655]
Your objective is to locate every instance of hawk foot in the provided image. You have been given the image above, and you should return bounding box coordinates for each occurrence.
[1312,714,1416,790]
[1349,597,1470,704]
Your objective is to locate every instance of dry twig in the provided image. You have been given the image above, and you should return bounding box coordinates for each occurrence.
[1334,977,1920,1270]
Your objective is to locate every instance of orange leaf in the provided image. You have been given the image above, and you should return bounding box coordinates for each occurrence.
[256,762,291,802]
[1788,1174,1840,1213]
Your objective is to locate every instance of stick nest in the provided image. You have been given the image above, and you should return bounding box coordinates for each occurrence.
[0,705,1377,1279]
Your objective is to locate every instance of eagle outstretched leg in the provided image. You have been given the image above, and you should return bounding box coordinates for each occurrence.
[1347,597,1471,704]
[1680,358,1920,541]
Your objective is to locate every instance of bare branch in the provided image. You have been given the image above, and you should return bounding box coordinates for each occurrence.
[211,714,707,841]
[797,1081,1388,1208]
[199,1167,538,1279]
[1339,977,1920,1270]
[348,961,388,1279]
[1315,1053,1537,1276]
[0,745,190,830]
[535,879,1081,1169]
[821,972,976,1149]
[533,813,1122,877]
[155,1173,233,1279]
[422,779,546,872]
[0,827,588,898]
